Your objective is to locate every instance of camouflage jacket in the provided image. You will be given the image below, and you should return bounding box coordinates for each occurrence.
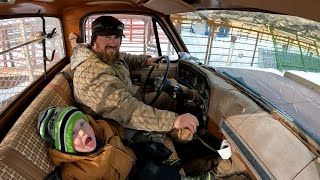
[70,44,175,132]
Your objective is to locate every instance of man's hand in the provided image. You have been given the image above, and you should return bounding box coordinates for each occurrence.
[173,113,199,134]
[170,128,193,143]
[146,56,162,67]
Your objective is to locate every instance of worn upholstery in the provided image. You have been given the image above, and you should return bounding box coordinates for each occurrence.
[0,64,181,179]
[0,69,73,179]
[0,163,27,180]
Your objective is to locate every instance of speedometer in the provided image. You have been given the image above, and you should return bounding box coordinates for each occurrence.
[192,76,197,87]
[199,79,205,93]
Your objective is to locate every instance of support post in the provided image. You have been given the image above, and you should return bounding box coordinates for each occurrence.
[227,35,237,66]
[269,27,282,71]
[314,41,319,56]
[204,24,215,65]
[250,32,259,66]
[296,34,307,72]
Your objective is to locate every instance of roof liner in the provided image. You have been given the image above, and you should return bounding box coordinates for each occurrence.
[146,0,320,23]
[0,0,319,23]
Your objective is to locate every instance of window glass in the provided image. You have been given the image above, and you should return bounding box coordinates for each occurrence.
[84,14,177,58]
[170,11,320,72]
[0,17,65,112]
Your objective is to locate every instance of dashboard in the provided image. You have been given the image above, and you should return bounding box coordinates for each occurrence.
[175,60,319,180]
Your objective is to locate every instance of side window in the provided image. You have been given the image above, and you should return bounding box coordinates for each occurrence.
[0,17,65,112]
[84,14,177,58]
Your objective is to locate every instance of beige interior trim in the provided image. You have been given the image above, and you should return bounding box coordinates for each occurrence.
[142,0,196,15]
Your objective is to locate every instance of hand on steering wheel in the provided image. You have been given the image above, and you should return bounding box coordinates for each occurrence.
[142,56,170,106]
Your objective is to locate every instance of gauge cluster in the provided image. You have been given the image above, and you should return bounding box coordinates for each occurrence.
[177,61,210,128]
[178,62,210,102]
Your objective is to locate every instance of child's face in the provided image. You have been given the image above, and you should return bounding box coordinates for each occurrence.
[73,119,97,153]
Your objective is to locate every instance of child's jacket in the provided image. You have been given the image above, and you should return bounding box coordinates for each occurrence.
[48,115,136,180]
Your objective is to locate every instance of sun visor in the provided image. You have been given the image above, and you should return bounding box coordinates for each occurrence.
[142,0,196,15]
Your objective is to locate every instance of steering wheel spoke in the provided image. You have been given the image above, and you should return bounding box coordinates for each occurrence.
[142,56,170,106]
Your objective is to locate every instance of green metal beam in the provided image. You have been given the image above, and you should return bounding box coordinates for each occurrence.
[269,27,282,71]
[296,34,307,72]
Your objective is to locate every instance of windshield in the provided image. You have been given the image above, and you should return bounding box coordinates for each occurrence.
[170,10,320,144]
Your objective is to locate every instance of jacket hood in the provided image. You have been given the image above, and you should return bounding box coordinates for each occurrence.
[70,44,98,70]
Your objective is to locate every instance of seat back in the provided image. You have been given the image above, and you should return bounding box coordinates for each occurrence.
[0,63,184,179]
[0,65,74,180]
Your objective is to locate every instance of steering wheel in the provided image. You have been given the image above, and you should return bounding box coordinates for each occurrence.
[142,56,170,106]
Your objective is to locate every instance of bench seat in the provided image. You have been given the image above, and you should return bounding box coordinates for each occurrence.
[0,65,181,179]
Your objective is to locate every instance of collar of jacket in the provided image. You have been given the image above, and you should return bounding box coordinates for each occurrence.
[71,43,128,70]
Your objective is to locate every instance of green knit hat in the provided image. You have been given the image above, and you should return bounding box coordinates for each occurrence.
[37,106,89,154]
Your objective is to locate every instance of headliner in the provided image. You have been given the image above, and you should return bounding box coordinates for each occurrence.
[0,0,319,23]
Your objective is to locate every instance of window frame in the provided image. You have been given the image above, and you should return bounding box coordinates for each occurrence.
[80,13,182,59]
[0,15,67,140]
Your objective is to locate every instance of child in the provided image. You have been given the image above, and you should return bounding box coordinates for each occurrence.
[37,106,136,180]
[37,106,213,180]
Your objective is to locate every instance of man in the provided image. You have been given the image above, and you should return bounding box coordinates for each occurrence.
[70,16,199,136]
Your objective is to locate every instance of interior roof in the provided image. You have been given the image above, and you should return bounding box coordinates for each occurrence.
[0,0,319,23]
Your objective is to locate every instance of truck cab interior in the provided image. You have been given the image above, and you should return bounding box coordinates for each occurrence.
[0,0,320,179]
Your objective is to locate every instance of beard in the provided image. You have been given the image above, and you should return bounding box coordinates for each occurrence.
[96,46,120,64]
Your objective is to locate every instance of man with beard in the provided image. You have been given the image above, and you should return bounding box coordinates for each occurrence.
[70,16,199,139]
